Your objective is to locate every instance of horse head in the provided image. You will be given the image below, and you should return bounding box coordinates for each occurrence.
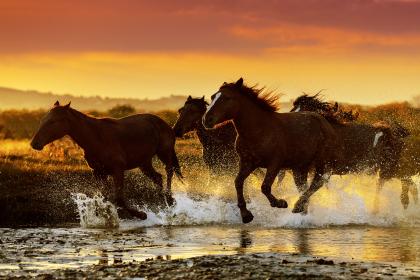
[173,95,208,137]
[30,101,72,150]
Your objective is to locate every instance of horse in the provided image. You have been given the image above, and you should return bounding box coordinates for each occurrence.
[203,78,341,223]
[290,94,415,209]
[173,96,239,176]
[173,96,284,185]
[30,101,183,220]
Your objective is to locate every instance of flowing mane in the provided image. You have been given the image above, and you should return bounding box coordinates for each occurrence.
[293,93,359,124]
[221,82,280,112]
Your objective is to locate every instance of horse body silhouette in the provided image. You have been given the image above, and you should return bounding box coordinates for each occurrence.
[291,94,416,209]
[203,78,341,223]
[173,96,238,176]
[31,101,182,219]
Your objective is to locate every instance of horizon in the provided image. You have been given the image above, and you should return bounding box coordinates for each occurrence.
[1,1,420,105]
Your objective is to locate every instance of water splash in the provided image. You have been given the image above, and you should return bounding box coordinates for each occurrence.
[71,193,119,229]
[122,174,420,229]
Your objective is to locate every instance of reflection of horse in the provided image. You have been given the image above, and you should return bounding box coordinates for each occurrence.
[203,78,341,223]
[291,94,416,209]
[31,101,183,219]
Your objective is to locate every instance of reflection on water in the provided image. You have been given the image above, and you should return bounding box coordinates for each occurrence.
[0,225,419,276]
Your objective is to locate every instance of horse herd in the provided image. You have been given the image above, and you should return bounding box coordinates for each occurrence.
[30,78,418,223]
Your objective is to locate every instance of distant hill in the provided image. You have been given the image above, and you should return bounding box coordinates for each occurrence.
[0,87,188,112]
[0,86,294,112]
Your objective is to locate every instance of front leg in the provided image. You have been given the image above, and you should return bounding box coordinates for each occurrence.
[235,160,256,223]
[112,169,147,220]
[262,165,288,208]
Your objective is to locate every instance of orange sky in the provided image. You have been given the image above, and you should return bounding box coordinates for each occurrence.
[1,0,420,104]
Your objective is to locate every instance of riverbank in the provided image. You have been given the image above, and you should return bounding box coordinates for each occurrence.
[14,253,420,279]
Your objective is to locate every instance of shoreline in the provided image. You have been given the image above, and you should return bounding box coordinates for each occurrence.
[18,253,420,279]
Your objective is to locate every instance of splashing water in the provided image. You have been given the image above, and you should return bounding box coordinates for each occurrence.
[123,174,420,229]
[72,174,419,229]
[72,193,119,228]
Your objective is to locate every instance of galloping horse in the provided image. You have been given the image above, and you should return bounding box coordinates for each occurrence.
[173,96,284,183]
[203,78,341,223]
[291,94,416,209]
[173,96,238,176]
[31,101,183,219]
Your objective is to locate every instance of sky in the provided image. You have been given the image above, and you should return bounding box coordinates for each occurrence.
[1,0,420,105]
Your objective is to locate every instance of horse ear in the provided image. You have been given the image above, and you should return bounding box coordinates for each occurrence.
[64,102,71,108]
[54,101,60,107]
[235,78,244,87]
[333,102,339,111]
[187,95,192,101]
[201,96,205,101]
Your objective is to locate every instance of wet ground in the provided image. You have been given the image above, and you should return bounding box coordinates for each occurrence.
[1,225,419,278]
[1,174,419,278]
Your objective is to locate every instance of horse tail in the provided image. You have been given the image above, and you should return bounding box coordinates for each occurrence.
[172,149,184,181]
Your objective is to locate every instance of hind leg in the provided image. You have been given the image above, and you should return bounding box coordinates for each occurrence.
[276,170,286,191]
[401,178,417,209]
[140,161,164,191]
[261,165,288,208]
[292,167,327,214]
[373,177,386,213]
[157,150,177,205]
[112,169,147,220]
[292,168,309,193]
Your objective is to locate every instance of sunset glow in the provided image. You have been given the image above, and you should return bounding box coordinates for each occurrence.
[1,0,420,104]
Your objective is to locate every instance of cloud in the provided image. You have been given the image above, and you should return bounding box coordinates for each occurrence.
[0,0,419,54]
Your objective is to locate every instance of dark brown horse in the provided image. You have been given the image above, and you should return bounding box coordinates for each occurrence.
[173,96,238,176]
[173,96,285,184]
[203,78,341,223]
[31,101,182,219]
[291,94,413,209]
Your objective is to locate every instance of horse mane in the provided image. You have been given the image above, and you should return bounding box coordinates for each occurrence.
[294,93,359,124]
[223,82,280,112]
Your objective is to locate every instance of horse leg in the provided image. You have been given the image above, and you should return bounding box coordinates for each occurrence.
[93,169,111,200]
[235,161,256,223]
[112,169,147,220]
[261,166,288,208]
[140,162,164,191]
[373,177,386,214]
[292,168,309,193]
[409,180,419,205]
[276,170,286,191]
[401,179,410,209]
[157,153,176,205]
[292,168,326,214]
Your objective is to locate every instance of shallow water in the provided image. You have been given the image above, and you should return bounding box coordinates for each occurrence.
[1,174,419,277]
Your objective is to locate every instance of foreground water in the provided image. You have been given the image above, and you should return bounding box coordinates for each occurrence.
[0,174,419,277]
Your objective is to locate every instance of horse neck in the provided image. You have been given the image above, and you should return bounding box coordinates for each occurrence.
[66,110,100,153]
[233,99,274,141]
[195,118,212,146]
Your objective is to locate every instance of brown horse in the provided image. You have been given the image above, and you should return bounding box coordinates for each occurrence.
[31,101,182,219]
[203,78,341,223]
[291,94,414,209]
[173,96,239,176]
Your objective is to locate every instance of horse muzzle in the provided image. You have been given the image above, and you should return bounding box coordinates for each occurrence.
[30,140,44,151]
[202,115,216,129]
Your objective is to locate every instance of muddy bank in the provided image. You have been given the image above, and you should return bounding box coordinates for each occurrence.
[0,164,167,226]
[13,253,420,280]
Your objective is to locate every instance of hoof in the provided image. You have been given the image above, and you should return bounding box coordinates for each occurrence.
[270,199,288,208]
[129,209,147,220]
[240,209,254,224]
[165,193,175,207]
[292,197,308,214]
